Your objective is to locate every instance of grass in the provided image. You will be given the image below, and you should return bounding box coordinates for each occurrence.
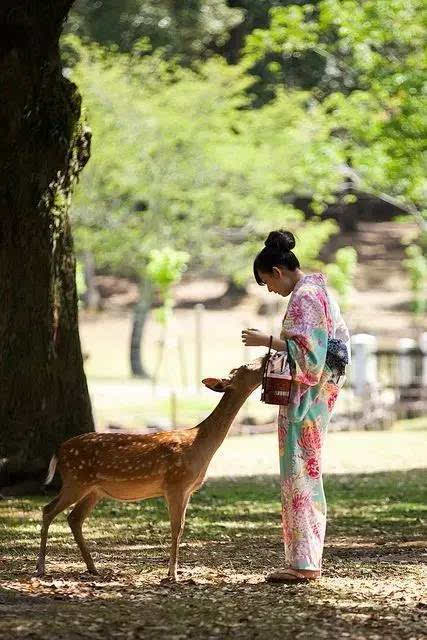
[89,380,278,430]
[0,430,426,639]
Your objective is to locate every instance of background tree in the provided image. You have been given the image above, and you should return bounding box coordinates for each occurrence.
[403,245,427,317]
[0,1,93,489]
[325,247,358,311]
[65,1,330,105]
[146,247,190,385]
[244,0,427,222]
[65,0,244,63]
[66,37,341,376]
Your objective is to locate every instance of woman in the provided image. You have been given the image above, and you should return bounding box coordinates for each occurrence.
[242,230,350,584]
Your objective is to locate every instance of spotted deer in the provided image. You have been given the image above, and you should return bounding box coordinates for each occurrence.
[36,357,265,580]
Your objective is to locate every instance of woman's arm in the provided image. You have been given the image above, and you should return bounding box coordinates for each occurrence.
[241,329,286,351]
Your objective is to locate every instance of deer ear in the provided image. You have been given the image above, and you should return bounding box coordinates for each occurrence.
[202,378,230,393]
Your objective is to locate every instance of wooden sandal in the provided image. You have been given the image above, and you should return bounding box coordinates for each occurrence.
[265,568,321,584]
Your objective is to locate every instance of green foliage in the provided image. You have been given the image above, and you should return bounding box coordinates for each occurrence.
[146,247,189,324]
[66,0,244,63]
[325,247,358,310]
[66,36,341,285]
[293,219,338,269]
[403,244,427,315]
[244,0,427,214]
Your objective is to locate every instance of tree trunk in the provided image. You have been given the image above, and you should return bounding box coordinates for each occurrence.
[0,1,94,488]
[130,279,153,378]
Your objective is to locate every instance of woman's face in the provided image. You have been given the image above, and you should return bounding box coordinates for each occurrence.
[258,266,295,297]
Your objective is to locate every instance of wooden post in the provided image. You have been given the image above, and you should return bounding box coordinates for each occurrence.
[350,333,378,396]
[170,391,177,429]
[194,303,204,392]
[398,338,417,386]
[177,336,187,388]
[419,333,427,387]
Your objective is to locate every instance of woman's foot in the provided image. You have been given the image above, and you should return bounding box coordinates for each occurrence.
[265,567,321,583]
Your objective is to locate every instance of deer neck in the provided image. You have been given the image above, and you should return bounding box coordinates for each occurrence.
[193,387,252,460]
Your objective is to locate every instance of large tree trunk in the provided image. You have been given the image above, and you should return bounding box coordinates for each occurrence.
[0,1,94,488]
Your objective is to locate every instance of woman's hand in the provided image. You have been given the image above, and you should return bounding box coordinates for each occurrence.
[241,328,270,347]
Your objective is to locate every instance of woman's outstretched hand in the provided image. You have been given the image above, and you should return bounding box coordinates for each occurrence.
[241,328,270,347]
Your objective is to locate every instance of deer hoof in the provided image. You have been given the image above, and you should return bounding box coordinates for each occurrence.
[162,574,177,584]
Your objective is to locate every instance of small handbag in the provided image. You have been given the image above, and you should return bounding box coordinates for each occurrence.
[261,336,293,405]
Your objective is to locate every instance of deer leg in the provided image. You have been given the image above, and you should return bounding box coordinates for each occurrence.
[67,491,102,574]
[165,489,191,581]
[36,486,87,576]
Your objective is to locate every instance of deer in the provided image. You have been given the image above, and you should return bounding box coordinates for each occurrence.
[36,357,265,580]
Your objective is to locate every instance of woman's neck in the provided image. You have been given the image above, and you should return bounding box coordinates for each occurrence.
[291,269,306,289]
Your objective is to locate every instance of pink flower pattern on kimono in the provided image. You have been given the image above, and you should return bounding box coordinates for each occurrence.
[286,300,307,326]
[296,369,320,387]
[298,419,323,453]
[277,415,288,457]
[306,456,320,479]
[326,383,339,411]
[276,273,348,570]
[310,518,323,541]
[291,489,312,514]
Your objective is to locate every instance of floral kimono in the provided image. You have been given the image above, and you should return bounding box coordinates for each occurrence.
[278,273,349,570]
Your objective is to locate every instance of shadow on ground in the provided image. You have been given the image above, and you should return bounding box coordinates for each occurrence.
[0,469,425,640]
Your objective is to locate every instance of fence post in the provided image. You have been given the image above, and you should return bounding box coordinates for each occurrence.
[419,332,427,387]
[194,303,204,392]
[397,337,417,386]
[350,333,378,396]
[170,390,177,429]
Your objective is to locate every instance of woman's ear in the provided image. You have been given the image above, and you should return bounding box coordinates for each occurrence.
[272,266,282,279]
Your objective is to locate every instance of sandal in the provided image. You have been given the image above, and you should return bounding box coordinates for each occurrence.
[265,568,321,584]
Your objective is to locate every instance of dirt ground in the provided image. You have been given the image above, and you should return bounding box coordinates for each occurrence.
[1,428,426,640]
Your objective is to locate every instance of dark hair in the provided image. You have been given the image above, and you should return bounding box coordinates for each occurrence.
[253,230,300,285]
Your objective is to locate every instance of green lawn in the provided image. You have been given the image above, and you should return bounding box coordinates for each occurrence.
[1,441,426,639]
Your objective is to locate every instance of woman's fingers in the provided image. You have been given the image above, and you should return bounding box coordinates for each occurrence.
[241,328,259,336]
[242,329,258,345]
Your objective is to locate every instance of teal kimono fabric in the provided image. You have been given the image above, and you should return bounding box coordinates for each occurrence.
[278,273,344,570]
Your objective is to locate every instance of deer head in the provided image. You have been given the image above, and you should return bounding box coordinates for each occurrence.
[202,356,265,394]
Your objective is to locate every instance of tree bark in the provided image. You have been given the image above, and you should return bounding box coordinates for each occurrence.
[130,279,153,378]
[0,1,94,487]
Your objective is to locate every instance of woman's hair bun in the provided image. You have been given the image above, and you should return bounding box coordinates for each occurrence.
[264,230,296,252]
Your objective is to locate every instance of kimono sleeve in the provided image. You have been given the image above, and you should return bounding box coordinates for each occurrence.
[285,289,329,387]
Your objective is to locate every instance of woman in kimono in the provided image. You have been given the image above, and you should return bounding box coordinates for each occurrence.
[242,230,350,583]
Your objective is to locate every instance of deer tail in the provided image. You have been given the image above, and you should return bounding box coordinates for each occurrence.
[44,454,58,485]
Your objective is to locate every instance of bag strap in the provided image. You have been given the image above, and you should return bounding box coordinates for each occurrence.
[262,336,273,392]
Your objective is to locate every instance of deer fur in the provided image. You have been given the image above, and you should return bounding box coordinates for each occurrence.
[36,357,264,580]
